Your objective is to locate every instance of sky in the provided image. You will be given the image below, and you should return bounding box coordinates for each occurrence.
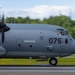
[0,0,75,19]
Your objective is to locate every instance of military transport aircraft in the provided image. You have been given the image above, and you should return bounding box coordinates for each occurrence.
[0,15,75,66]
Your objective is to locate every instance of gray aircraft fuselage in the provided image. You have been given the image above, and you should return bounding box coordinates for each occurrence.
[0,24,75,60]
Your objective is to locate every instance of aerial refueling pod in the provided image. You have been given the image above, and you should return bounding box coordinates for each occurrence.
[0,46,6,56]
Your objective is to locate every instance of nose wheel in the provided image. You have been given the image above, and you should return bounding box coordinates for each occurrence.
[49,57,57,66]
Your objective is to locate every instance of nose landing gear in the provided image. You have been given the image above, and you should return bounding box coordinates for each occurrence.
[49,57,57,66]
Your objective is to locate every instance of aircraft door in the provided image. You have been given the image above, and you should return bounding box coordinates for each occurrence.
[59,37,71,57]
[16,39,23,51]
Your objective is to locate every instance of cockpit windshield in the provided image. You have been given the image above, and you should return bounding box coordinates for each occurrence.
[57,29,68,36]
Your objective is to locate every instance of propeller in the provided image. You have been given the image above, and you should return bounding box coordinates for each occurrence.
[0,14,10,45]
[2,14,4,23]
[2,28,4,44]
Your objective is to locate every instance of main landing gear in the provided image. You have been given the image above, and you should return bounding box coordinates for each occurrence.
[49,57,57,66]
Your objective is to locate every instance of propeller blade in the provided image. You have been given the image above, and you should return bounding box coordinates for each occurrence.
[2,29,4,44]
[0,14,10,45]
[2,14,4,23]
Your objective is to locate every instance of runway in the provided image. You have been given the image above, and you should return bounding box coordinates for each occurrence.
[0,66,75,75]
[0,66,75,72]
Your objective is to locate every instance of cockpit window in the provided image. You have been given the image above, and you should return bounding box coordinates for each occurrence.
[57,29,68,36]
[65,31,68,35]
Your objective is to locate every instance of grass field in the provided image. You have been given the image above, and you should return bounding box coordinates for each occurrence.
[0,58,48,65]
[58,58,75,65]
[0,58,75,65]
[0,54,75,65]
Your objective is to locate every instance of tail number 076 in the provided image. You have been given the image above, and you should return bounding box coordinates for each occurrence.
[49,38,62,44]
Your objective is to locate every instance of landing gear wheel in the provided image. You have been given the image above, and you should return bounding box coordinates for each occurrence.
[49,58,57,66]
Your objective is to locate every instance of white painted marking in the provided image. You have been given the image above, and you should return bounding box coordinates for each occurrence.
[24,40,36,43]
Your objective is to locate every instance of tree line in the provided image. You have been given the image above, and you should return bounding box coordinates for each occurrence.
[5,15,75,38]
